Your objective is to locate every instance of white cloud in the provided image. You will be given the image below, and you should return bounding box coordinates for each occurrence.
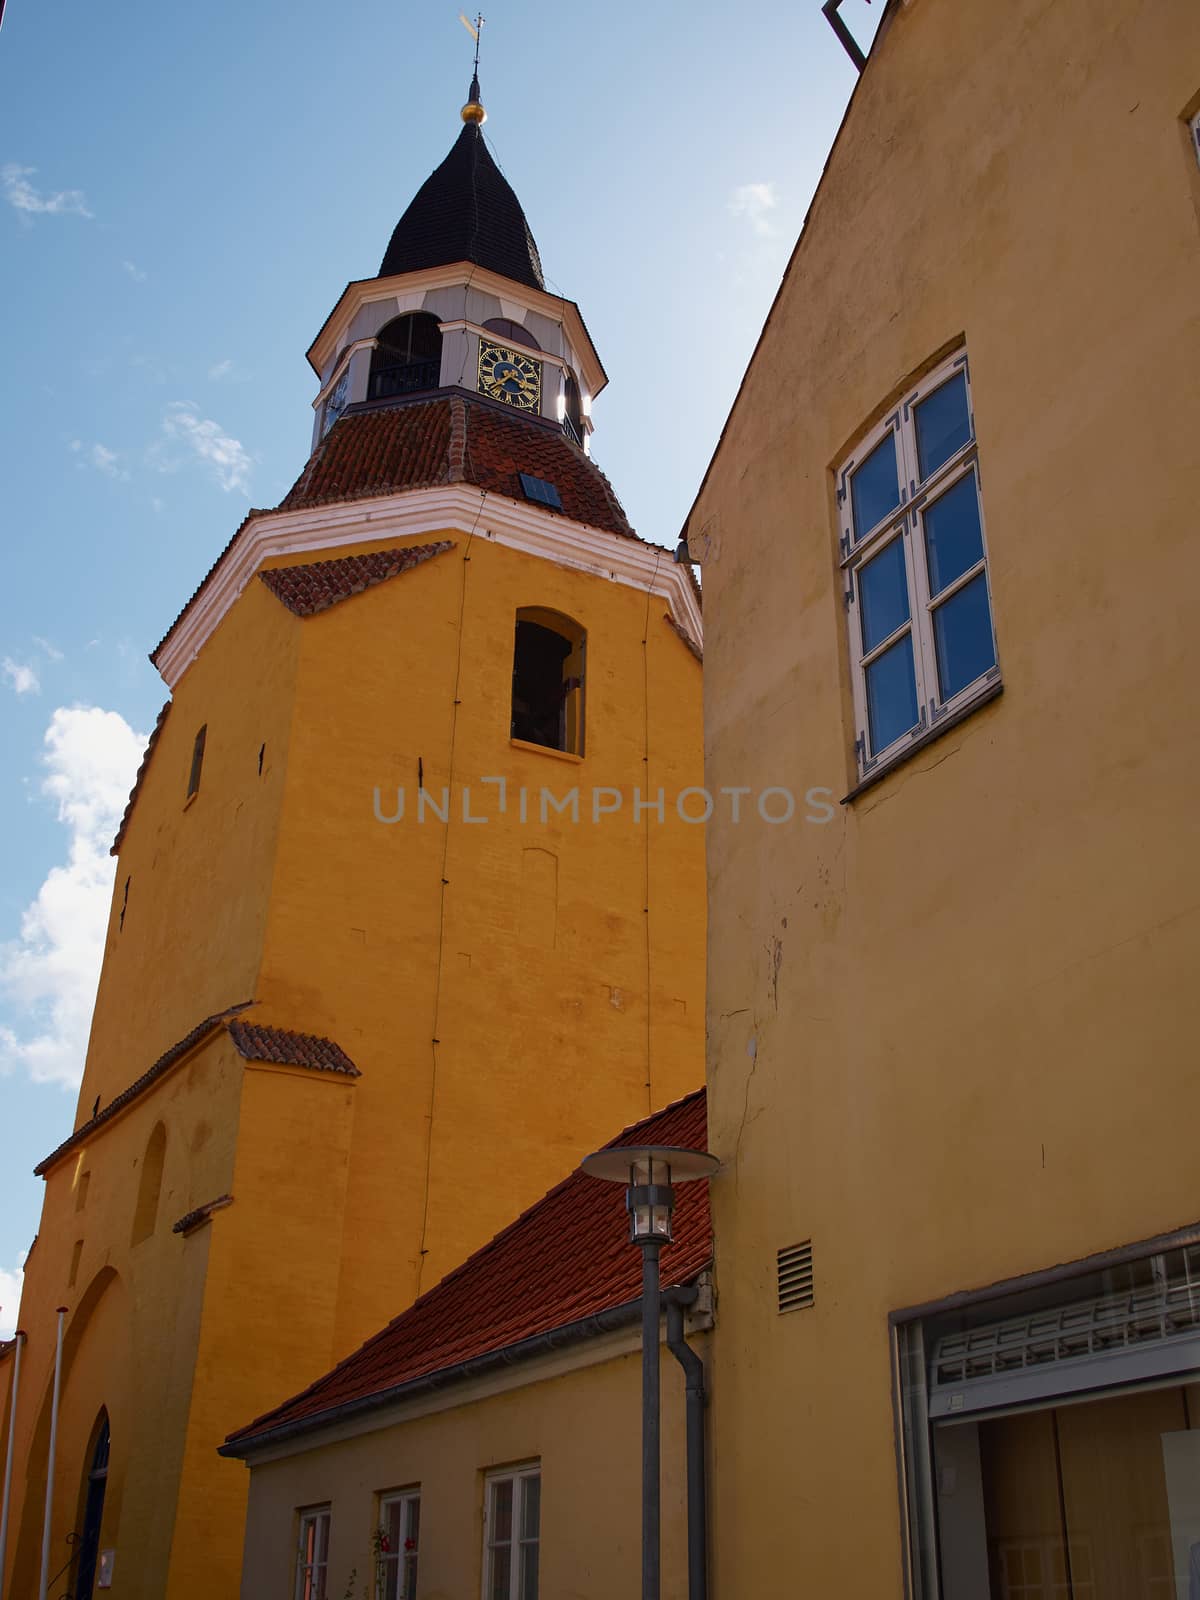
[33,637,64,663]
[1,164,93,219]
[0,706,147,1089]
[70,440,129,481]
[122,259,147,282]
[3,658,40,696]
[161,401,252,493]
[729,181,780,238]
[208,359,233,380]
[0,1256,26,1339]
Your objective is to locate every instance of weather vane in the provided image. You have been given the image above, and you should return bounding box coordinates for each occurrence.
[459,11,484,76]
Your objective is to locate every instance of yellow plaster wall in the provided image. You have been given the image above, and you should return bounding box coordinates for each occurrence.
[690,0,1200,1594]
[236,1336,706,1600]
[3,1030,244,1599]
[253,528,705,1352]
[78,577,301,1122]
[7,511,704,1600]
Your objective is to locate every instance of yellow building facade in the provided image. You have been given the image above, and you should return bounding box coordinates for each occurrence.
[686,0,1200,1595]
[0,84,704,1600]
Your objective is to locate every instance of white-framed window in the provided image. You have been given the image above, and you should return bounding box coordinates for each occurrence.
[482,1464,540,1600]
[294,1506,331,1600]
[1191,108,1200,169]
[378,1489,420,1600]
[837,350,999,780]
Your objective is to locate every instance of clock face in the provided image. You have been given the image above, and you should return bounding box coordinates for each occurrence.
[322,371,349,436]
[478,341,542,411]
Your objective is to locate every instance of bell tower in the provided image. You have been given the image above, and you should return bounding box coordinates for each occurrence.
[1,72,704,1600]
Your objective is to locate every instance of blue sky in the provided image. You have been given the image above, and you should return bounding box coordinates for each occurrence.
[0,0,880,1333]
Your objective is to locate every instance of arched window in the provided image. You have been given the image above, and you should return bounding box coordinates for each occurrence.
[511,609,585,756]
[563,370,583,446]
[483,317,539,351]
[368,313,443,401]
[75,1410,110,1600]
[130,1123,166,1245]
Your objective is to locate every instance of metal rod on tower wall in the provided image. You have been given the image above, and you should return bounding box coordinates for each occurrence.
[36,1309,67,1600]
[641,1236,662,1600]
[0,1329,26,1598]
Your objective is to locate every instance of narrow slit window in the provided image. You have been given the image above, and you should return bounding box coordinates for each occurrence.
[187,725,207,800]
[511,609,585,756]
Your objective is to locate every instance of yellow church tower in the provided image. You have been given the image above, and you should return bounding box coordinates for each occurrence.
[0,73,704,1600]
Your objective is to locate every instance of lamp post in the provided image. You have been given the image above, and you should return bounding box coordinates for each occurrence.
[581,1144,718,1600]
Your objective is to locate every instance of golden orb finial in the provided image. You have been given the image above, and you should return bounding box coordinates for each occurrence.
[461,98,487,125]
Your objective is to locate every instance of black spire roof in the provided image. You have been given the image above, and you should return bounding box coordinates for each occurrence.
[378,103,545,292]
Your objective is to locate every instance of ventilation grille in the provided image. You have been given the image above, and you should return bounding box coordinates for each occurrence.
[778,1241,814,1314]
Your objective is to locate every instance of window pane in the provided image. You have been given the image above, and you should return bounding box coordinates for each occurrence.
[866,633,919,755]
[491,1479,513,1544]
[519,1539,539,1600]
[923,473,984,596]
[914,371,970,480]
[932,572,995,701]
[488,1545,512,1600]
[386,1501,404,1549]
[850,430,901,539]
[406,1497,419,1546]
[520,1475,540,1542]
[316,1514,330,1564]
[858,537,910,655]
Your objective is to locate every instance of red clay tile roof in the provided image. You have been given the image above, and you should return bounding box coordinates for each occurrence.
[224,1088,710,1449]
[227,1021,361,1077]
[259,542,454,617]
[281,393,635,541]
[110,699,172,856]
[34,1008,359,1176]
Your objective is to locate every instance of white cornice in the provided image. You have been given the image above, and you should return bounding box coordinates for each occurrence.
[311,339,377,410]
[154,487,703,689]
[308,264,607,399]
[438,320,565,372]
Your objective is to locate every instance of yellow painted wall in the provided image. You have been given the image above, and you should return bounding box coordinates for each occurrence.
[5,510,704,1600]
[235,1335,706,1600]
[689,0,1200,1594]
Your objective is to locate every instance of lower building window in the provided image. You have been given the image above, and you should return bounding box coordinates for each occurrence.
[894,1238,1200,1598]
[295,1506,331,1600]
[379,1489,420,1600]
[484,1464,540,1600]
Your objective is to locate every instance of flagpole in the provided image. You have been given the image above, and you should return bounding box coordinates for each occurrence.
[36,1309,67,1600]
[0,1329,26,1599]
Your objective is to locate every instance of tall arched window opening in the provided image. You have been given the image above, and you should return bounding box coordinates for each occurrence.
[563,370,583,446]
[482,317,540,351]
[75,1410,110,1600]
[511,609,585,756]
[130,1123,166,1245]
[368,313,443,400]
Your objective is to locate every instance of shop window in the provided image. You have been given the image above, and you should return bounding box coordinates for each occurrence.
[838,350,999,781]
[894,1238,1200,1597]
[379,1489,420,1600]
[483,1464,540,1600]
[130,1122,166,1245]
[511,609,585,756]
[294,1506,331,1600]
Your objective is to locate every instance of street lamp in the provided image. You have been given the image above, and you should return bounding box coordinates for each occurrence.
[581,1144,719,1600]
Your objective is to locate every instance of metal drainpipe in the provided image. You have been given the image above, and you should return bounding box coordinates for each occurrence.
[664,1290,707,1600]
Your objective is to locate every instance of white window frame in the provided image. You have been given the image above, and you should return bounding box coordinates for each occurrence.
[481,1463,540,1600]
[294,1505,331,1600]
[378,1488,420,1600]
[837,350,999,782]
